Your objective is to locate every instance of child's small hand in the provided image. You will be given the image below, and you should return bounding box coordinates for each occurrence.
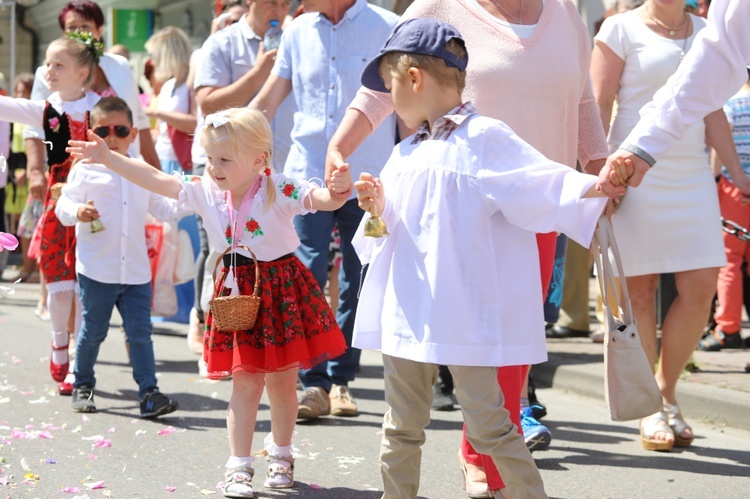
[66,130,112,165]
[355,172,385,215]
[329,163,352,196]
[608,158,633,186]
[77,200,100,223]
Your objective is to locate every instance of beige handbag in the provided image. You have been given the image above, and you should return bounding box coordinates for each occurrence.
[592,216,662,421]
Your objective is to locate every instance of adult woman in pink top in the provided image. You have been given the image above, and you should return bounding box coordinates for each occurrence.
[325,0,609,497]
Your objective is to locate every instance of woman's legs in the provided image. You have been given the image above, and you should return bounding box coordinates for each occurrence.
[658,267,719,439]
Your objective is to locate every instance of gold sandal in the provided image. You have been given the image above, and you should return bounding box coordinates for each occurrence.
[663,402,694,447]
[640,411,674,452]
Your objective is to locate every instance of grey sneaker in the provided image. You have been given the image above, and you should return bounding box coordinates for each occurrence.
[139,390,179,419]
[71,387,96,413]
[330,384,358,417]
[297,386,330,419]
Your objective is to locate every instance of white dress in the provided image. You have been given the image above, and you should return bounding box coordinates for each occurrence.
[596,11,725,276]
[352,115,607,367]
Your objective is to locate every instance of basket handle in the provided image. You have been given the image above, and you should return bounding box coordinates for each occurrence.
[212,244,261,298]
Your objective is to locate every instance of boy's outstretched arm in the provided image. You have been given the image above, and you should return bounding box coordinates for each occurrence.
[67,131,183,200]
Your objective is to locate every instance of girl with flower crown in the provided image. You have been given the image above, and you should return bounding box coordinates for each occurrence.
[0,33,101,395]
[68,106,350,498]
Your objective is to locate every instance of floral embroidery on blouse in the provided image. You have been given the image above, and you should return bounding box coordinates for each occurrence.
[279,180,300,200]
[224,225,232,244]
[245,218,263,238]
[49,117,61,133]
[183,175,201,183]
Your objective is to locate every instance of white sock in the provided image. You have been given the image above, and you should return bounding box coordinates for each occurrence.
[51,331,69,365]
[264,433,293,459]
[225,456,254,469]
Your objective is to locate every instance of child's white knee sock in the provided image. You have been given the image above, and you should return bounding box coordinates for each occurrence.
[225,456,254,469]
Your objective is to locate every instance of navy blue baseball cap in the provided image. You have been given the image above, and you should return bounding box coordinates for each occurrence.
[360,18,468,93]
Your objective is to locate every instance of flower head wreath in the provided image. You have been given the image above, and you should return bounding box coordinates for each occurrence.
[65,30,104,64]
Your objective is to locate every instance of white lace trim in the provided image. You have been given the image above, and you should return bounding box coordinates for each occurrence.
[46,280,77,294]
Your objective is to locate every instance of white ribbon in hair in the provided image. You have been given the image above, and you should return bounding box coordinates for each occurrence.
[205,110,232,128]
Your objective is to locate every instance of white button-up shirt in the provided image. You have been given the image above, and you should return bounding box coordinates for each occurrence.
[352,113,607,367]
[272,0,398,183]
[55,163,179,285]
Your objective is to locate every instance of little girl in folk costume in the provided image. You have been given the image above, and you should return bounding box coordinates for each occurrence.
[67,107,349,498]
[0,32,102,394]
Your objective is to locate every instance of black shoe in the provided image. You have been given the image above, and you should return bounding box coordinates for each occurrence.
[545,325,590,339]
[432,384,455,411]
[71,387,97,413]
[140,391,179,418]
[527,371,547,420]
[697,330,743,351]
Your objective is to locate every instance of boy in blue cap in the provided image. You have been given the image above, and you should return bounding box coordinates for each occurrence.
[353,18,627,499]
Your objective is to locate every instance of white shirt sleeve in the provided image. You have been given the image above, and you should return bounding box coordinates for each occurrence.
[623,0,750,164]
[0,95,45,129]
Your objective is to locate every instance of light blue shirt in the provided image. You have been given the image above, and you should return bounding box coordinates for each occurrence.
[722,88,750,181]
[195,15,294,171]
[273,0,398,184]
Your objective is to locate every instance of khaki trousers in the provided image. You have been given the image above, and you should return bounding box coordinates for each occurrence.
[380,354,547,499]
[556,239,591,331]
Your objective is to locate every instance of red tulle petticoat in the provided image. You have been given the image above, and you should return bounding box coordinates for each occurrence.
[203,255,346,379]
[39,156,76,283]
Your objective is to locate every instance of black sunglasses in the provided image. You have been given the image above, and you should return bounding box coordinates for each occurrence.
[93,125,132,139]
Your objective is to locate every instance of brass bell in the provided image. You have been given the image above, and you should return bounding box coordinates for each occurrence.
[88,201,105,233]
[364,208,388,238]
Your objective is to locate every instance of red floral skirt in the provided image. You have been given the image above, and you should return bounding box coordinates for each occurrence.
[204,255,346,378]
[39,158,76,283]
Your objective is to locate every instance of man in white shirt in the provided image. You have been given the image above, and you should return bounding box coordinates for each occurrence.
[55,97,179,418]
[598,0,750,192]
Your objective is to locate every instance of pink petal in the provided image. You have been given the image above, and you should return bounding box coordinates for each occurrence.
[62,486,82,493]
[84,480,105,489]
[87,454,98,460]
[38,431,55,439]
[0,232,19,252]
[93,439,111,448]
[0,475,8,486]
[310,483,326,490]
[165,486,177,492]
[156,426,176,435]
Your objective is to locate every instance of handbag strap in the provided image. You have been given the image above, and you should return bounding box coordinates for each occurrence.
[592,216,634,324]
[212,243,261,298]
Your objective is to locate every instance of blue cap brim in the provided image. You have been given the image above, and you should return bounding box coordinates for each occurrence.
[361,54,389,93]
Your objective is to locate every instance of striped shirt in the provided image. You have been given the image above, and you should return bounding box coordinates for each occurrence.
[723,88,750,181]
[412,102,477,144]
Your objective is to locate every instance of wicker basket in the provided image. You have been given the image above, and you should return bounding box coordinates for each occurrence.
[209,244,261,332]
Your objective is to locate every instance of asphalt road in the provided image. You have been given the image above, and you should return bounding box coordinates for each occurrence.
[1,282,749,498]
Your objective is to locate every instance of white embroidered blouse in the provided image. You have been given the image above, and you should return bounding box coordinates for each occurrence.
[177,172,317,261]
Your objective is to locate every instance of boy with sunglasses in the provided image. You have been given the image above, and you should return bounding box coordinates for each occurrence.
[56,97,180,418]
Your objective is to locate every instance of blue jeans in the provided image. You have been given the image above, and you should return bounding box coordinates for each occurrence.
[543,234,568,324]
[294,198,363,391]
[75,274,158,399]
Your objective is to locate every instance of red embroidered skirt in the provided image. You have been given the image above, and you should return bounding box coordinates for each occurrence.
[204,254,347,378]
[39,157,76,283]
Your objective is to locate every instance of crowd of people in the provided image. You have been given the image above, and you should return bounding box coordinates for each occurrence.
[0,0,748,497]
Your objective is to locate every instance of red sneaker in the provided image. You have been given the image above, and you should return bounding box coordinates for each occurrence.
[58,381,74,395]
[50,342,69,382]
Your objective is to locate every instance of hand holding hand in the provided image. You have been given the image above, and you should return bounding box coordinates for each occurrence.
[329,163,352,197]
[355,172,385,216]
[77,200,100,223]
[67,130,112,166]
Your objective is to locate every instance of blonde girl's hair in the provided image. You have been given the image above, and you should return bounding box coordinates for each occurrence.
[201,107,276,209]
[49,36,98,87]
[144,27,192,84]
[379,38,468,95]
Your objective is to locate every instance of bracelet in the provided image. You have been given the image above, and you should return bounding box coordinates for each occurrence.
[618,144,656,168]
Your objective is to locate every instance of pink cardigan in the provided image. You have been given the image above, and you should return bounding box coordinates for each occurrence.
[350,0,608,169]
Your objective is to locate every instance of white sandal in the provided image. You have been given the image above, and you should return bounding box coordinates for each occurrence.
[223,466,254,498]
[264,455,294,489]
[663,401,694,447]
[639,411,674,452]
